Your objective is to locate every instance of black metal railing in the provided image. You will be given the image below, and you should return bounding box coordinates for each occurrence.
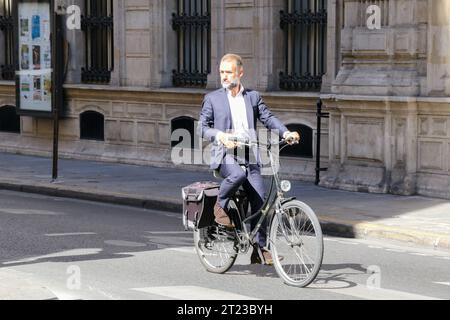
[280,0,327,91]
[172,0,211,88]
[81,0,114,84]
[0,0,14,81]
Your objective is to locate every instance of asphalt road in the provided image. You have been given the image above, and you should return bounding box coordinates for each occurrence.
[0,190,449,300]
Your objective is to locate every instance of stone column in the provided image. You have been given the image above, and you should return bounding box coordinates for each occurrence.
[63,0,85,84]
[207,0,225,89]
[321,0,340,93]
[253,0,285,92]
[332,0,425,96]
[149,0,177,88]
[109,0,122,86]
[208,0,284,91]
[427,0,450,96]
[121,0,151,87]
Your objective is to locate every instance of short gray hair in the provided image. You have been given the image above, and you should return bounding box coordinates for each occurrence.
[221,53,244,69]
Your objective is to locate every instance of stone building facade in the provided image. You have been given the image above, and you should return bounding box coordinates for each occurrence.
[0,0,449,199]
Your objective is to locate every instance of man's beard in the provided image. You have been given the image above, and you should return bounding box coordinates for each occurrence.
[222,78,239,90]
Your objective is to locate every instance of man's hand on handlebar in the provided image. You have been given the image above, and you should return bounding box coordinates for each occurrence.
[283,131,300,145]
[217,131,299,148]
[217,132,239,149]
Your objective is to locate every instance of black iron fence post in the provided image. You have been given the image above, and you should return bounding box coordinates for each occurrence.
[315,99,329,185]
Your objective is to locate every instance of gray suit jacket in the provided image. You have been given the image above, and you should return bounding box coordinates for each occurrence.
[199,88,288,169]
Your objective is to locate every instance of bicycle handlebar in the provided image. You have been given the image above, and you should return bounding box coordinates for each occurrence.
[228,136,299,147]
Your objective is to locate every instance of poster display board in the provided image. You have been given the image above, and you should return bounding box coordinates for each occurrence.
[15,0,57,116]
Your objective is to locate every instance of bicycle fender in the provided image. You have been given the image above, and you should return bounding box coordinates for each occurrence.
[281,197,296,206]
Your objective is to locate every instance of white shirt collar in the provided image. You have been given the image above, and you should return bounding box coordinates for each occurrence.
[226,84,245,98]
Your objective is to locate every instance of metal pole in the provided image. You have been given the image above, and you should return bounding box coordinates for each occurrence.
[52,102,59,180]
[315,99,322,185]
[315,98,329,185]
[52,10,63,181]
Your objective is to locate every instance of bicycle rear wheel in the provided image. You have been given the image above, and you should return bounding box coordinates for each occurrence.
[194,225,238,274]
[270,200,323,287]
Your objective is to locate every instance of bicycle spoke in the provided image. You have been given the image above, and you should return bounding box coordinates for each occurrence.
[270,201,323,287]
[194,226,238,273]
[292,246,312,275]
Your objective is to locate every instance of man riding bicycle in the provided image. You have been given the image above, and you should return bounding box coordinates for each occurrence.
[199,53,300,265]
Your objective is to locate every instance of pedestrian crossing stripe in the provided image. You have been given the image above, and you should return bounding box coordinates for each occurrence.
[132,286,259,300]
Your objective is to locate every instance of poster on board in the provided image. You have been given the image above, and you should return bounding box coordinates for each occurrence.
[17,1,52,113]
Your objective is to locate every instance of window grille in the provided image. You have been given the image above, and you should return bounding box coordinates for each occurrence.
[280,0,327,91]
[172,0,211,88]
[0,0,14,81]
[81,0,114,84]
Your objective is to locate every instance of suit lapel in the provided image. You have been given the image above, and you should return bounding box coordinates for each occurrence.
[243,90,258,162]
[243,90,255,130]
[221,88,232,130]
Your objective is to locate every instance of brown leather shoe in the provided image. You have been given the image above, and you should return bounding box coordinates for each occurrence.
[251,247,283,266]
[261,250,275,265]
[214,202,234,228]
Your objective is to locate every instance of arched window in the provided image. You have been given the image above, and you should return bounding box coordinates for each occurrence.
[171,116,199,149]
[0,105,20,133]
[281,123,313,158]
[80,111,104,141]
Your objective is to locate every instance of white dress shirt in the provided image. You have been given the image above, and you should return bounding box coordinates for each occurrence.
[215,85,250,143]
[216,85,290,143]
[227,85,249,136]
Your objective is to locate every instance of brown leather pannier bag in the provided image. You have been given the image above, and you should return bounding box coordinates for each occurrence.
[182,181,220,231]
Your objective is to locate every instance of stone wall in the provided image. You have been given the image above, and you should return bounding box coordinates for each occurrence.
[0,82,326,180]
[416,98,450,198]
[322,0,450,199]
[1,0,450,199]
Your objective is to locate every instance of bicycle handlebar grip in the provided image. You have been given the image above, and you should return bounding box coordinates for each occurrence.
[228,136,249,144]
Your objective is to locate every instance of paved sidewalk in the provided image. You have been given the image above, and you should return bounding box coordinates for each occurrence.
[0,152,450,250]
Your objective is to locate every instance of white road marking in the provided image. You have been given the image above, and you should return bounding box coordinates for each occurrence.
[311,281,441,300]
[336,241,359,245]
[410,253,431,257]
[164,247,197,254]
[104,240,147,247]
[386,249,406,253]
[0,208,64,216]
[3,248,103,265]
[145,231,189,235]
[132,286,259,300]
[0,268,57,300]
[45,232,97,237]
[434,282,450,287]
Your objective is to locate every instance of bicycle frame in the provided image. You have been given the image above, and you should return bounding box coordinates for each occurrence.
[228,140,294,251]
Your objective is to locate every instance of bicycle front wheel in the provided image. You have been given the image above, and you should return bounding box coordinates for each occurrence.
[270,200,324,287]
[194,225,238,274]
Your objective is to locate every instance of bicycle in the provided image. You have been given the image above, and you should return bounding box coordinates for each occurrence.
[193,136,324,288]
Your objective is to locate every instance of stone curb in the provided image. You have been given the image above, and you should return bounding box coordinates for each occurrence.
[1,179,449,251]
